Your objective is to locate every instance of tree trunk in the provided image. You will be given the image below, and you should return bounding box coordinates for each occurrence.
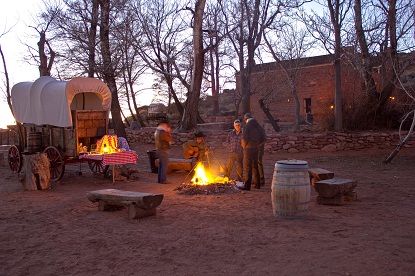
[328,0,343,131]
[292,81,301,131]
[180,0,206,131]
[209,41,218,115]
[19,153,51,190]
[99,0,127,139]
[259,99,280,132]
[87,0,99,77]
[209,34,220,115]
[0,45,13,118]
[353,0,398,129]
[165,75,185,118]
[354,0,377,96]
[38,31,55,77]
[384,111,415,163]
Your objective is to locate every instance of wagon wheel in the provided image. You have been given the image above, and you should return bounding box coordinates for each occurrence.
[43,146,65,182]
[8,145,23,173]
[88,160,109,176]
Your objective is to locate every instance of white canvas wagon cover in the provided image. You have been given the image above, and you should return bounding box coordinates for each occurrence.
[11,76,111,127]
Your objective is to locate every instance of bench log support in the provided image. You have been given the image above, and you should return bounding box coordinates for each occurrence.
[155,158,192,174]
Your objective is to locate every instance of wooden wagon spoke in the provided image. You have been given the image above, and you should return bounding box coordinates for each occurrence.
[8,145,23,173]
[88,160,109,175]
[43,146,65,182]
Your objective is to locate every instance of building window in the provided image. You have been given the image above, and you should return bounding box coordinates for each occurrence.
[304,98,312,114]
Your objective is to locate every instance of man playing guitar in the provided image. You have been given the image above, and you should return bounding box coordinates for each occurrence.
[183,131,209,167]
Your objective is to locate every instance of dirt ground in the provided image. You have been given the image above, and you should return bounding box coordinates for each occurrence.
[0,142,415,276]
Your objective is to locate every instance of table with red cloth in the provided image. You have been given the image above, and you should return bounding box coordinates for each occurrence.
[80,151,138,183]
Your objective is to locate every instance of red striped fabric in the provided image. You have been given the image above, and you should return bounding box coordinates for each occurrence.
[80,151,138,166]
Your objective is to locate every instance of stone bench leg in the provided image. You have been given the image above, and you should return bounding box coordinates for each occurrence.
[128,204,157,219]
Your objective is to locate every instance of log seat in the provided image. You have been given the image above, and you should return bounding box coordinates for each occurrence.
[86,189,164,219]
[155,158,192,174]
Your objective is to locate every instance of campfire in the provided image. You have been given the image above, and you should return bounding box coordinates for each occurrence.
[176,162,237,195]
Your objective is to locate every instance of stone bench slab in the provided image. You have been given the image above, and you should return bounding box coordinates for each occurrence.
[308,167,335,186]
[314,178,357,198]
[86,189,164,219]
[308,167,334,180]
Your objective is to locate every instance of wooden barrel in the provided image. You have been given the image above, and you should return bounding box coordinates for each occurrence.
[271,160,310,219]
[27,132,42,153]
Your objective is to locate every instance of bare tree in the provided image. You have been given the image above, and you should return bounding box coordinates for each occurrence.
[327,0,352,131]
[302,0,352,131]
[133,0,191,120]
[349,0,415,129]
[99,0,126,138]
[32,0,100,78]
[384,53,415,163]
[263,24,313,131]
[0,44,13,118]
[26,4,61,77]
[88,0,99,77]
[220,0,307,117]
[204,2,228,115]
[180,0,207,131]
[114,7,147,127]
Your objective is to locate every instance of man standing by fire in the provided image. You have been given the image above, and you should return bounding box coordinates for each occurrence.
[225,119,244,182]
[155,120,173,184]
[236,113,266,191]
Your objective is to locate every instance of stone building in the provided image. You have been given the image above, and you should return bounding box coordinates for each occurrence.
[236,50,414,129]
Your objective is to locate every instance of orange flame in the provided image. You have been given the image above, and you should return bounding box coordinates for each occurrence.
[191,162,229,185]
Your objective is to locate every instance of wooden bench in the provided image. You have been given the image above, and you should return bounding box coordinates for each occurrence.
[314,178,357,205]
[86,189,164,219]
[308,167,334,186]
[155,158,193,174]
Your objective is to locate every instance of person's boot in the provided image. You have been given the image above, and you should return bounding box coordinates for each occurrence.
[235,182,250,191]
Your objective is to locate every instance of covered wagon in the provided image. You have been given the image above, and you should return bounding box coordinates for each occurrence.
[7,76,112,181]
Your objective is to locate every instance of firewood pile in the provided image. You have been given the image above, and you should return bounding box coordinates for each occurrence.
[175,182,237,195]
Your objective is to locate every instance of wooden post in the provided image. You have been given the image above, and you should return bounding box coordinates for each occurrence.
[0,152,4,167]
[19,153,51,190]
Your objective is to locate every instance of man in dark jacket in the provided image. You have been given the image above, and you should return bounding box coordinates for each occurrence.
[236,113,266,191]
[155,120,172,184]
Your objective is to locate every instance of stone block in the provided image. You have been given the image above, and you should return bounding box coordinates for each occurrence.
[317,194,344,206]
[314,178,357,198]
[308,167,334,186]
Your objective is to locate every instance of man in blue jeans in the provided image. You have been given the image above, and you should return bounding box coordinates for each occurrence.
[155,120,172,184]
[225,119,244,181]
[236,113,266,191]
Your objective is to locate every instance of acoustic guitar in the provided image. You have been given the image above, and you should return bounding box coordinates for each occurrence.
[184,146,199,159]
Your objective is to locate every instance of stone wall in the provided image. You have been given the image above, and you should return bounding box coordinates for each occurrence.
[2,126,413,154]
[127,128,415,153]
